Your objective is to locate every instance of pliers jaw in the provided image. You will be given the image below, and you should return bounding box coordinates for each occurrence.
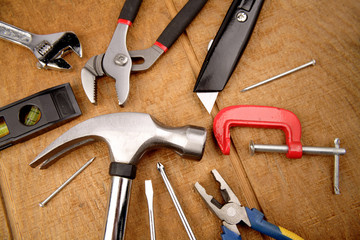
[102,23,132,106]
[81,23,132,106]
[195,169,251,236]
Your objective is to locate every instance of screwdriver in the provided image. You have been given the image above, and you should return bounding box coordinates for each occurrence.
[145,180,156,240]
[157,162,196,240]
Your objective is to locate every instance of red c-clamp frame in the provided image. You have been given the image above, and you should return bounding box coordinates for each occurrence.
[213,105,346,194]
[213,105,303,158]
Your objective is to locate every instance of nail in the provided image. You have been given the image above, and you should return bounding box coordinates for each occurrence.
[241,59,316,92]
[39,157,95,207]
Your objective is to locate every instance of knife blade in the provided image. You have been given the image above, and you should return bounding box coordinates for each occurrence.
[194,0,264,113]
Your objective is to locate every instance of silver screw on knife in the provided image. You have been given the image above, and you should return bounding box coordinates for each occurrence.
[39,157,95,207]
[241,59,316,92]
[157,162,196,240]
[145,180,156,240]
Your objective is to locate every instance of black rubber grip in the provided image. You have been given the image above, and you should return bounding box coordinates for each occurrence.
[109,162,137,179]
[118,0,143,23]
[157,0,208,49]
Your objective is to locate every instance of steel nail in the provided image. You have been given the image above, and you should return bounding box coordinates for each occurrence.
[39,157,95,207]
[241,59,316,92]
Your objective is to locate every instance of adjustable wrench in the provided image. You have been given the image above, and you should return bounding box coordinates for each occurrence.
[0,21,82,70]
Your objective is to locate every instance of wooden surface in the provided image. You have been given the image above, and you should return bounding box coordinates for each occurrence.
[1,0,359,239]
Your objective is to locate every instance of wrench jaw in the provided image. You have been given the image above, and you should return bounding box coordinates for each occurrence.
[32,32,82,70]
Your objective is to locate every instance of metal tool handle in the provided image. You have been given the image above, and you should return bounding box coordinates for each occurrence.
[157,163,196,240]
[213,105,303,158]
[118,0,143,24]
[156,0,208,50]
[0,21,32,49]
[103,176,132,240]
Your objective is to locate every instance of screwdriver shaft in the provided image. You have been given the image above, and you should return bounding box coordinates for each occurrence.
[157,162,196,240]
[39,157,95,207]
[241,59,316,92]
[145,180,156,240]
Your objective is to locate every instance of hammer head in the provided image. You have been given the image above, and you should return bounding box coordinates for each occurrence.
[30,113,207,169]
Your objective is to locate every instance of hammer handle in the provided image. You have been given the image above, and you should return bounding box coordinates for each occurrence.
[103,176,132,240]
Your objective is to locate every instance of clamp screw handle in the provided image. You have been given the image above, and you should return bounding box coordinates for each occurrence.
[250,139,345,194]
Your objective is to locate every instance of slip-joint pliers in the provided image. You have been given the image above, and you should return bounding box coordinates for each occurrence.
[81,0,208,106]
[195,169,304,240]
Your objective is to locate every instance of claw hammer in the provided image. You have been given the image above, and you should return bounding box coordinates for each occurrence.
[30,113,207,240]
[213,105,346,194]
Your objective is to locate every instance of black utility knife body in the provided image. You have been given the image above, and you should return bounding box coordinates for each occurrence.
[194,0,264,113]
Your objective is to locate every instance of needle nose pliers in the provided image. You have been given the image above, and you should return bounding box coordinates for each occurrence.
[195,169,304,240]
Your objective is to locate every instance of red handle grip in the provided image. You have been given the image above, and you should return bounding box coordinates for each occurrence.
[213,105,303,158]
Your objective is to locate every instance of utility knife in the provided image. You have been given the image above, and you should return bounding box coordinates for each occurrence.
[194,0,264,113]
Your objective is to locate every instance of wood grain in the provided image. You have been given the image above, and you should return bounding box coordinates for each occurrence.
[0,0,359,239]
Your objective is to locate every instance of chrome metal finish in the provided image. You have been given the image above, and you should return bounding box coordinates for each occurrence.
[207,39,213,51]
[39,157,95,207]
[157,162,196,240]
[114,54,128,66]
[0,21,82,70]
[250,139,345,194]
[236,12,247,22]
[81,53,105,103]
[194,169,251,236]
[30,113,207,240]
[334,138,340,194]
[145,180,156,240]
[249,140,346,156]
[103,24,132,106]
[241,59,316,92]
[129,45,164,71]
[103,176,132,240]
[82,24,132,105]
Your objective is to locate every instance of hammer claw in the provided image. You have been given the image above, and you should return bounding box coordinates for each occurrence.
[30,112,206,240]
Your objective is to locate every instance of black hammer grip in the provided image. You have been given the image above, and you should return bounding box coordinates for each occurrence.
[119,0,143,24]
[156,0,208,50]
